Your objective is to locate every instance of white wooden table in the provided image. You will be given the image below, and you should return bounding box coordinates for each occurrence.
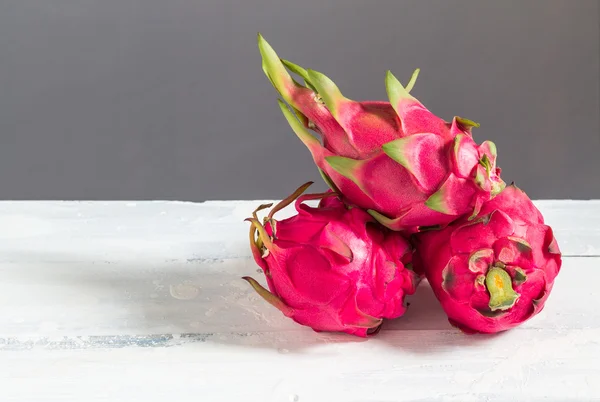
[0,200,598,401]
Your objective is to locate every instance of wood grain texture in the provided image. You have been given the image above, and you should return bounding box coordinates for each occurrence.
[0,201,598,401]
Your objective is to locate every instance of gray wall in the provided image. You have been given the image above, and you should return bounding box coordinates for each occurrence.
[0,0,598,201]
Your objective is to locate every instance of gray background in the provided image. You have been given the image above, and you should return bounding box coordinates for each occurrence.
[0,0,598,201]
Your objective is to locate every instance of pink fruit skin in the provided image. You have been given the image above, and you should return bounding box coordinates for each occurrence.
[413,185,562,334]
[245,184,418,337]
[258,34,505,232]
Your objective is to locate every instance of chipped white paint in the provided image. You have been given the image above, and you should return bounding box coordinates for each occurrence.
[0,200,598,401]
[169,283,200,300]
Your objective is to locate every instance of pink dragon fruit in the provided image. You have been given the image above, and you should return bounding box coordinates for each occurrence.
[413,185,562,333]
[244,182,418,337]
[257,34,505,232]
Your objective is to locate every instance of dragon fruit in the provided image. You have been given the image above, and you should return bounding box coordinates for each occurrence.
[257,34,505,232]
[244,182,418,337]
[413,185,562,333]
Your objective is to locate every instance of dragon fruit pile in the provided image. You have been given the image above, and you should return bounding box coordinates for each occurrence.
[243,34,562,336]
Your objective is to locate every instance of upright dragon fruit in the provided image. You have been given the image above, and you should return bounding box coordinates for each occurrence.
[244,182,418,337]
[258,34,505,232]
[413,185,562,333]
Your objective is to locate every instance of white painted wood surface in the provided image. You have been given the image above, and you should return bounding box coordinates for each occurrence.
[0,200,598,402]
